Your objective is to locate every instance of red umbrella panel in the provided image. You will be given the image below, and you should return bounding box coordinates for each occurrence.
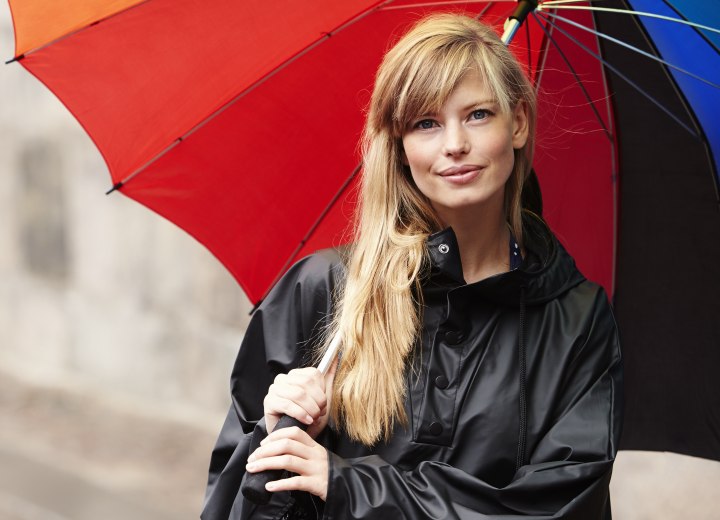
[8,0,616,305]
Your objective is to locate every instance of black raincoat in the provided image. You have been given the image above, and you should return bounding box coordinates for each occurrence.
[202,218,623,519]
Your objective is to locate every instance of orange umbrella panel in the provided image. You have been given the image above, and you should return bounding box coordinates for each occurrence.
[9,0,145,57]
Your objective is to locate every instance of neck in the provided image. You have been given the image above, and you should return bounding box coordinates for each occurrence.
[434,200,510,284]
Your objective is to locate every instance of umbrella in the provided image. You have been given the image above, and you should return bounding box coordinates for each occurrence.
[6,0,719,460]
[587,1,720,462]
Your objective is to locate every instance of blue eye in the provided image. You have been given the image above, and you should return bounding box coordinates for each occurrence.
[414,119,436,130]
[471,109,490,120]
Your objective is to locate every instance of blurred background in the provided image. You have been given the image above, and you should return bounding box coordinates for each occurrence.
[1,3,718,519]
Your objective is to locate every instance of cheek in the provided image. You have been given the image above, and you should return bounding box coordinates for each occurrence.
[401,139,431,181]
[401,139,424,168]
[403,136,433,171]
[407,164,429,198]
[483,131,513,157]
[483,133,516,173]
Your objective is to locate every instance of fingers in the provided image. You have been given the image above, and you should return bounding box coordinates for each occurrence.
[248,427,322,468]
[305,357,338,438]
[260,424,317,448]
[246,426,329,501]
[264,474,326,500]
[265,368,328,426]
[249,437,314,463]
[264,392,314,426]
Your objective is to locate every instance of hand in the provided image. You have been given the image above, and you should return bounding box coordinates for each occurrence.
[264,360,337,439]
[246,426,329,501]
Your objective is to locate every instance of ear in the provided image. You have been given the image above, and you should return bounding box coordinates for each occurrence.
[511,100,529,150]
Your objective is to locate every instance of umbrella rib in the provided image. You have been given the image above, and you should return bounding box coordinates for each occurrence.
[525,16,532,78]
[540,0,598,5]
[108,1,393,190]
[251,163,362,314]
[621,0,715,198]
[662,0,720,56]
[533,14,554,89]
[541,11,720,89]
[473,2,495,21]
[380,0,510,10]
[531,13,612,141]
[537,4,720,37]
[537,13,699,138]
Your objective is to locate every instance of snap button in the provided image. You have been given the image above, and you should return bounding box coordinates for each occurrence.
[444,330,463,345]
[435,375,449,389]
[438,243,449,254]
[428,422,443,436]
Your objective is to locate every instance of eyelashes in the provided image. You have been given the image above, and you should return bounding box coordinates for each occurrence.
[470,109,493,120]
[413,119,437,130]
[409,108,495,131]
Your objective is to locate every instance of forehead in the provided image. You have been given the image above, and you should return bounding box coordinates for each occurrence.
[404,67,500,118]
[388,42,512,134]
[435,70,497,110]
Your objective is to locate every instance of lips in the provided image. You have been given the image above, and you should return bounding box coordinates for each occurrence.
[437,165,482,185]
[438,165,482,177]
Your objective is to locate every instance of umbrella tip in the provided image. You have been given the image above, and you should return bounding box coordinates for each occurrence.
[105,181,124,195]
[249,299,263,315]
[5,54,23,65]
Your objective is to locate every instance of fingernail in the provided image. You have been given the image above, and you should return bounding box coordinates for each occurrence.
[266,482,277,490]
[247,453,256,462]
[305,414,313,424]
[246,462,257,471]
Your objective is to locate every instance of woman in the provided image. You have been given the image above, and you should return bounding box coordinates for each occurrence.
[202,13,623,520]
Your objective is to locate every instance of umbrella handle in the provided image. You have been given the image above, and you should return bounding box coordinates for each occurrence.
[241,414,307,505]
[241,332,342,505]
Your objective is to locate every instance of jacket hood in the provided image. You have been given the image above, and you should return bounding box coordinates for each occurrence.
[426,213,586,306]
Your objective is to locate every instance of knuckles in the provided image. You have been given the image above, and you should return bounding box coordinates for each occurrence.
[265,368,329,427]
[289,386,307,400]
[288,426,304,437]
[294,367,323,385]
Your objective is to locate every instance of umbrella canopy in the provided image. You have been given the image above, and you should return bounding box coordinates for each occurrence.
[589,1,720,462]
[7,0,615,303]
[7,0,719,460]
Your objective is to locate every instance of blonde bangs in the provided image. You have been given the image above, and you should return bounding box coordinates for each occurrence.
[384,26,515,137]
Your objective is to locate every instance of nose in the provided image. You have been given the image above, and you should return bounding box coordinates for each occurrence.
[442,123,470,156]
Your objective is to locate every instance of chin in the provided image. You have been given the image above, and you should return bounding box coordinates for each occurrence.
[429,189,507,218]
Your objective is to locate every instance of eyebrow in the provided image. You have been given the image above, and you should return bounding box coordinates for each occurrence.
[408,98,500,123]
[463,99,498,111]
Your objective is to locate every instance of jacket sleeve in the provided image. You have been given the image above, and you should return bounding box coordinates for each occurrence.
[322,288,623,520]
[201,250,343,520]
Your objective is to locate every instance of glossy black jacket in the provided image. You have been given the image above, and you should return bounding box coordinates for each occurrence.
[202,218,624,519]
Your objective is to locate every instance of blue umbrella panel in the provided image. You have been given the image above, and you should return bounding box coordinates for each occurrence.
[589,0,720,461]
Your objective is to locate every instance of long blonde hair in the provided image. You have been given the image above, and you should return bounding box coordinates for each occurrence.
[323,13,537,446]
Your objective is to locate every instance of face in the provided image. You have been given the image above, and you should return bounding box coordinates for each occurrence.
[401,70,528,221]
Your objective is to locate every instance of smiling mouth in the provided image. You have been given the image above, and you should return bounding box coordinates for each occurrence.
[438,165,483,177]
[436,165,483,185]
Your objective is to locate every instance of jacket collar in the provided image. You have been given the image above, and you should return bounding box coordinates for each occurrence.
[425,214,586,305]
[427,227,466,285]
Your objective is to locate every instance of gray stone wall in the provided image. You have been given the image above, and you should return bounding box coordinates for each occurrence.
[0,5,248,428]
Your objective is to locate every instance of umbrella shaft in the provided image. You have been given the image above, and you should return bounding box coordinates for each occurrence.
[502,19,521,44]
[318,331,342,374]
[502,0,539,44]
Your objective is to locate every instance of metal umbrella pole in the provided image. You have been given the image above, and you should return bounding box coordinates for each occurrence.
[502,0,539,43]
